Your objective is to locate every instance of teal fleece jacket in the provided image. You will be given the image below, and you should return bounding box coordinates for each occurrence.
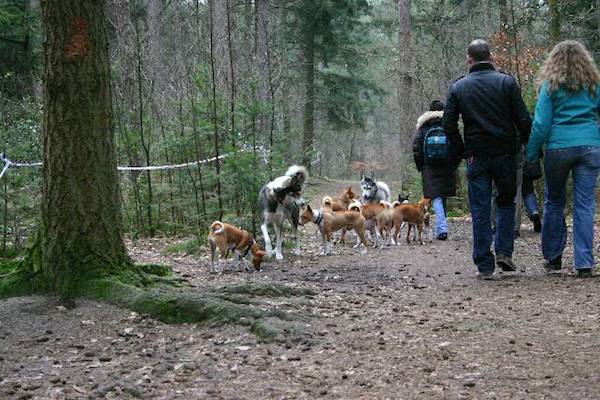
[526,80,600,162]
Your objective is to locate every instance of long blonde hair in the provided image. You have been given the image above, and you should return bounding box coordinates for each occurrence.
[539,40,600,94]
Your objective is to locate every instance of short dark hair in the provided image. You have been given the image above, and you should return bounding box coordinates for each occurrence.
[467,39,491,62]
[429,100,444,111]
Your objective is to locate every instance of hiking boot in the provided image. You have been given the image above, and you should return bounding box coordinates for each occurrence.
[437,233,448,241]
[543,257,562,272]
[577,269,593,279]
[476,271,494,280]
[496,255,517,272]
[532,214,542,233]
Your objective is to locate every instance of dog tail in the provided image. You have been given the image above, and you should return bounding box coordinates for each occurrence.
[392,200,402,208]
[285,165,308,185]
[211,221,225,234]
[322,196,333,207]
[348,200,362,212]
[380,200,393,209]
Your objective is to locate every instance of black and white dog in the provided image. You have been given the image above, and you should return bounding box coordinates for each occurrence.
[259,165,308,260]
[360,173,391,204]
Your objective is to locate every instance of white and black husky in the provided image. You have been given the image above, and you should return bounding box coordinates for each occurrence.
[360,173,391,204]
[259,165,308,260]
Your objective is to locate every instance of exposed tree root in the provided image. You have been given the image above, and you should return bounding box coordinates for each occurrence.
[0,261,311,342]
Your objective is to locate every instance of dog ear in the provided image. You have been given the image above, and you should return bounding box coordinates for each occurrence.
[360,172,365,181]
[306,204,312,212]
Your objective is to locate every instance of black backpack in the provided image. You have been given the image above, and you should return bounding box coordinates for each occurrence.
[423,125,450,164]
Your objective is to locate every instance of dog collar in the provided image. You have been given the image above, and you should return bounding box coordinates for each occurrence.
[314,210,324,226]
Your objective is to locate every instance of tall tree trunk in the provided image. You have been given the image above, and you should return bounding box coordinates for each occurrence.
[255,0,270,145]
[498,0,509,31]
[302,28,315,170]
[548,0,560,45]
[397,0,413,150]
[226,0,237,148]
[208,0,224,220]
[134,19,154,236]
[40,0,129,299]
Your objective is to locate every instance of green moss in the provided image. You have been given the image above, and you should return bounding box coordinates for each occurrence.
[1,259,312,342]
[139,264,172,277]
[250,317,309,343]
[218,282,315,297]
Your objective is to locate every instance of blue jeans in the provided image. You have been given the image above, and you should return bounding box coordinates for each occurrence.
[467,154,517,274]
[433,197,447,235]
[543,146,600,269]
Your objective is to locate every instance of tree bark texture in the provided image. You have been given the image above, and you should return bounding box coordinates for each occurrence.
[40,0,129,297]
[397,0,413,147]
[255,0,271,144]
[302,28,315,170]
[208,0,224,220]
[498,0,509,31]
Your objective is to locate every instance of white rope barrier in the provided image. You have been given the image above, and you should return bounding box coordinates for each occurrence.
[0,146,319,179]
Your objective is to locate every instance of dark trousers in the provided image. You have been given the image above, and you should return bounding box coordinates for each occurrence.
[467,153,517,274]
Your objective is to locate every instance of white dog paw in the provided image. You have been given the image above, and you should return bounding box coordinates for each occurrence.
[275,253,283,261]
[361,249,367,255]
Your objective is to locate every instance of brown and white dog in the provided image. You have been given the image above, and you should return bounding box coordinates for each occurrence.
[208,221,266,273]
[391,198,432,245]
[300,205,368,255]
[322,187,359,212]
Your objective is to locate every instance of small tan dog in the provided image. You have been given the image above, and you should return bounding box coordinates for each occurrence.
[300,205,368,255]
[208,221,266,273]
[357,201,393,247]
[390,198,432,245]
[322,187,359,211]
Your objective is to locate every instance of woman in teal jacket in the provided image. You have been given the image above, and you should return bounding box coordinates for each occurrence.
[527,40,600,278]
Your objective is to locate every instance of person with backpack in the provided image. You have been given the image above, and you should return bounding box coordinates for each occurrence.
[442,39,532,279]
[412,100,457,240]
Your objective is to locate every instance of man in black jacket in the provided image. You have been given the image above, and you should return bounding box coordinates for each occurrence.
[442,39,532,279]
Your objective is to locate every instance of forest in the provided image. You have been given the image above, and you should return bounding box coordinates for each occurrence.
[2,1,600,399]
[1,0,597,252]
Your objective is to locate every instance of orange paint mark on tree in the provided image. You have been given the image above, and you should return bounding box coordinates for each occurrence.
[65,17,89,59]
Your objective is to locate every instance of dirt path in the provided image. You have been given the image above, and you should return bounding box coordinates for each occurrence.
[2,180,600,399]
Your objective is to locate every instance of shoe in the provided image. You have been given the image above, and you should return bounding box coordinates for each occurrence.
[476,272,494,280]
[532,214,542,233]
[543,257,562,271]
[496,255,517,272]
[577,269,593,279]
[437,233,448,241]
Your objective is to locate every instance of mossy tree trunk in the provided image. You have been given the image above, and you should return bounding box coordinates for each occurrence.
[40,0,129,299]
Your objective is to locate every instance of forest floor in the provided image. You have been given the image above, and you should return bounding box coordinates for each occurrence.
[2,179,600,399]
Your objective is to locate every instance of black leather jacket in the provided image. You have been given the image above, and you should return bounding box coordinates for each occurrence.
[442,62,532,159]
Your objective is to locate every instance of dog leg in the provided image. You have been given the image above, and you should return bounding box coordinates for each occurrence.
[319,231,328,255]
[209,239,218,274]
[273,222,283,260]
[233,251,242,272]
[261,222,273,258]
[242,255,251,272]
[357,227,368,255]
